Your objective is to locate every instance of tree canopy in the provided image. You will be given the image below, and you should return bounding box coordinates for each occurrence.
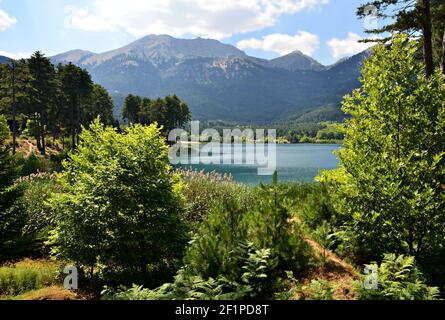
[319,35,445,263]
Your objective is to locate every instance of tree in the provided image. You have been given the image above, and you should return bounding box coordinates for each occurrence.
[57,63,93,150]
[138,97,151,125]
[319,36,445,263]
[28,52,57,155]
[0,115,24,258]
[49,119,187,279]
[150,95,191,134]
[122,94,141,124]
[0,60,33,154]
[442,26,445,73]
[357,0,442,77]
[164,95,191,131]
[84,84,115,126]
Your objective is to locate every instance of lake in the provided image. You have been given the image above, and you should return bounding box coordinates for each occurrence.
[176,144,341,185]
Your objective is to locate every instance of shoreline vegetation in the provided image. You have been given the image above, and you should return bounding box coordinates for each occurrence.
[178,139,343,146]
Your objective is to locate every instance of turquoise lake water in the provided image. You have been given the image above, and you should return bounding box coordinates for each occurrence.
[176,144,341,185]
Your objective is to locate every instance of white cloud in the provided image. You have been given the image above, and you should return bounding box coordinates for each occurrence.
[327,32,374,60]
[0,51,31,60]
[0,8,16,31]
[237,31,320,56]
[64,0,330,39]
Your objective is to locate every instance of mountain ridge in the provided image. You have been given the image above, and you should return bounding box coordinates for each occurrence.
[49,35,371,123]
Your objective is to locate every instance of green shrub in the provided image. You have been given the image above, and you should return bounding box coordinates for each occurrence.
[355,254,440,300]
[182,184,314,298]
[0,115,10,142]
[49,120,188,285]
[103,182,315,300]
[0,260,60,296]
[304,279,336,300]
[102,243,272,300]
[16,152,53,176]
[0,118,26,262]
[177,169,255,227]
[17,173,58,234]
[1,174,59,262]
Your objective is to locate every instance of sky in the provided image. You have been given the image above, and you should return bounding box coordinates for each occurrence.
[0,0,378,65]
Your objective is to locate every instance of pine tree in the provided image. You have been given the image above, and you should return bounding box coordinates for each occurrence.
[84,84,115,126]
[0,60,33,154]
[57,63,93,150]
[28,52,57,155]
[358,0,441,77]
[122,94,142,124]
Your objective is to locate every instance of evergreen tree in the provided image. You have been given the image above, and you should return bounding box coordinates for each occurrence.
[0,60,33,154]
[357,0,442,77]
[122,94,142,124]
[28,52,57,155]
[85,84,115,126]
[57,63,93,150]
[138,97,151,125]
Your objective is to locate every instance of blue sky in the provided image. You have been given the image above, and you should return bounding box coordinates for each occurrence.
[0,0,375,65]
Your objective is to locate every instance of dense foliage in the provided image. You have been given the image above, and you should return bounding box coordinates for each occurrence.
[355,254,440,300]
[48,120,188,285]
[0,116,25,261]
[122,94,191,134]
[319,36,445,288]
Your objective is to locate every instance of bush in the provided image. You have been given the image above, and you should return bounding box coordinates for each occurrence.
[182,183,314,298]
[0,117,26,262]
[16,152,53,176]
[49,120,188,285]
[303,279,336,300]
[355,254,440,300]
[0,259,61,296]
[103,182,315,300]
[176,169,255,227]
[102,243,272,300]
[0,174,58,262]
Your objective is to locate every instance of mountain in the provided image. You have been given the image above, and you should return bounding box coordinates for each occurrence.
[51,35,370,123]
[0,56,11,64]
[51,50,96,65]
[270,50,326,71]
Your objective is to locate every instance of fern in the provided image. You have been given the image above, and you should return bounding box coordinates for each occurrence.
[356,254,440,300]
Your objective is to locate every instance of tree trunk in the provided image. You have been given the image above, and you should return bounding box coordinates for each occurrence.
[71,96,76,151]
[34,114,42,152]
[40,111,46,156]
[421,0,435,78]
[441,25,445,75]
[10,62,17,155]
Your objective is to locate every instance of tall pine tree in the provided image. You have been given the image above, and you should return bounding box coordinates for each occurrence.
[28,52,57,155]
[357,0,442,77]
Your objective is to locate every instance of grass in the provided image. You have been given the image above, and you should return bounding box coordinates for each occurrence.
[0,259,62,298]
[4,286,79,301]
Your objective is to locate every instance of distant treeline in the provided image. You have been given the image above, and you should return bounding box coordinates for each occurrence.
[199,121,344,143]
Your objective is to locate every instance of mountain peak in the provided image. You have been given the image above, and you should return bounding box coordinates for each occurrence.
[270,51,325,72]
[51,50,96,64]
[69,35,247,67]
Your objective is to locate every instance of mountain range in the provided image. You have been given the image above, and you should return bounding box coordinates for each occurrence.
[5,35,372,123]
